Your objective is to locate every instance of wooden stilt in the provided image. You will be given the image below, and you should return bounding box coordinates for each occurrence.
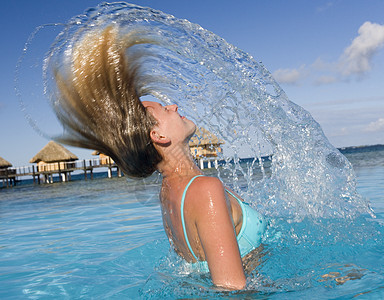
[83,160,87,180]
[58,162,62,182]
[32,165,36,184]
[89,160,94,179]
[108,157,112,178]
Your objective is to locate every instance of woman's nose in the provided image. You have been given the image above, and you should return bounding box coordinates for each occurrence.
[168,104,178,111]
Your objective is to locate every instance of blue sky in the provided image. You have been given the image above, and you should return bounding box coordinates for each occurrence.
[1,0,383,167]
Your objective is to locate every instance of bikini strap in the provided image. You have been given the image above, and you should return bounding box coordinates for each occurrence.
[225,189,241,203]
[180,175,204,261]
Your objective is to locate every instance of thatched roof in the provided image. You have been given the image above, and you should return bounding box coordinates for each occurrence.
[189,127,224,147]
[30,141,78,163]
[0,156,12,168]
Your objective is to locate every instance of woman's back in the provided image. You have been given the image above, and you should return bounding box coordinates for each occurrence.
[160,175,244,263]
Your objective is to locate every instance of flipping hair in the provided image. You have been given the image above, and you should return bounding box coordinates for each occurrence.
[51,26,162,177]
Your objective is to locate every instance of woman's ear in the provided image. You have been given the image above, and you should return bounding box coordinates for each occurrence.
[150,129,171,145]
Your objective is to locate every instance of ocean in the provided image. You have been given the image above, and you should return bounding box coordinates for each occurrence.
[0,145,383,299]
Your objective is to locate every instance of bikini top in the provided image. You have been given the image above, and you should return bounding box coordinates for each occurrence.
[180,175,266,265]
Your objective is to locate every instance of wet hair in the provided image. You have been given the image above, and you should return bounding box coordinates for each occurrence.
[50,26,162,177]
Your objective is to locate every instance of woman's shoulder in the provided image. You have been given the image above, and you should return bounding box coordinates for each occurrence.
[188,175,224,193]
[185,176,227,211]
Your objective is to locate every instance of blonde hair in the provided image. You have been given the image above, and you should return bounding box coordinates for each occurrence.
[51,26,162,177]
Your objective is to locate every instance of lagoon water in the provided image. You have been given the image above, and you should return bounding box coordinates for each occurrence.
[0,147,383,299]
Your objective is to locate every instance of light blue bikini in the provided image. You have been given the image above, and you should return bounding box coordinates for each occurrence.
[180,175,266,271]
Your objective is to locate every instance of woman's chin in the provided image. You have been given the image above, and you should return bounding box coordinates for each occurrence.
[189,122,197,136]
[185,123,196,141]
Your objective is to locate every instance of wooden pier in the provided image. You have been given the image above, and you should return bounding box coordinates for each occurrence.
[0,157,121,188]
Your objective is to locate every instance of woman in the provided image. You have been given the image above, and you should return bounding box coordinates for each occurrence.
[50,25,265,290]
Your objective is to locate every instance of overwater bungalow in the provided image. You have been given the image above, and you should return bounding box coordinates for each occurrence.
[91,151,120,177]
[0,156,16,187]
[29,141,78,183]
[92,151,114,165]
[189,127,224,169]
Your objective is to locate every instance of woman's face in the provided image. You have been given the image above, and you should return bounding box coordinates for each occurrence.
[142,101,196,144]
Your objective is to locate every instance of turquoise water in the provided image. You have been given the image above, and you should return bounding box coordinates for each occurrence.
[1,148,383,299]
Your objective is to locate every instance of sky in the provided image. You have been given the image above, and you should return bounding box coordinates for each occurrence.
[0,0,383,167]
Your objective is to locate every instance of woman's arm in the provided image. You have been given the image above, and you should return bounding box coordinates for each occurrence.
[193,177,246,290]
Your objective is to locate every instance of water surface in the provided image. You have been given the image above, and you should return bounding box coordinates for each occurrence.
[1,148,383,299]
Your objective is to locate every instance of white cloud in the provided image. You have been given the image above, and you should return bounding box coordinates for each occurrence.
[272,66,306,85]
[275,22,384,86]
[314,75,337,85]
[338,22,384,76]
[311,57,334,71]
[364,118,384,132]
[305,97,384,147]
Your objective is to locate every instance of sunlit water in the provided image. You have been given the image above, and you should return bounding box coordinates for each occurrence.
[0,149,383,299]
[8,2,384,298]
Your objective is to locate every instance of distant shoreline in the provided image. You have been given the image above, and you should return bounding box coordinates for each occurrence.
[337,144,384,154]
